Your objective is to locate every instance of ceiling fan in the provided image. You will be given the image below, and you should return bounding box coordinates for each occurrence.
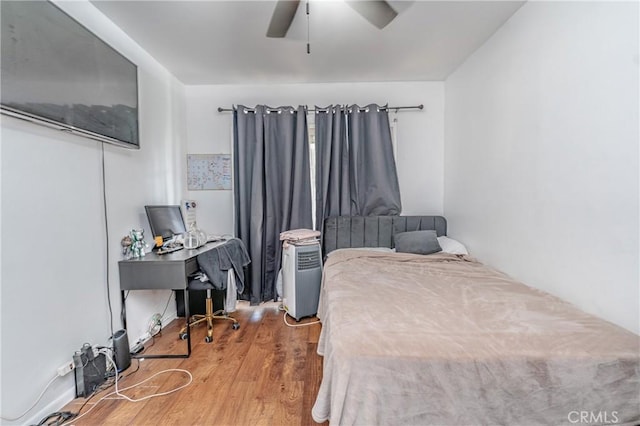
[266,0,398,38]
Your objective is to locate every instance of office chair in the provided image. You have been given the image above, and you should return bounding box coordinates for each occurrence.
[179,277,240,343]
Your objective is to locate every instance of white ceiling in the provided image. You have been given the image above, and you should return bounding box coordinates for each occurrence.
[91,0,525,85]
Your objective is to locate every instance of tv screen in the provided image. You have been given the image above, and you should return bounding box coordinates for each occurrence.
[145,206,187,241]
[1,0,139,149]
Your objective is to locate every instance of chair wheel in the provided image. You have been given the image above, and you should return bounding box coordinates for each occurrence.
[205,336,213,343]
[179,332,188,340]
[232,323,240,330]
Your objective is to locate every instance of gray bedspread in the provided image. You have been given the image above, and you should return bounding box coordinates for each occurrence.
[312,250,640,425]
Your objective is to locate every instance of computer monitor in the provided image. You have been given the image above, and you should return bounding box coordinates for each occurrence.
[144,205,187,242]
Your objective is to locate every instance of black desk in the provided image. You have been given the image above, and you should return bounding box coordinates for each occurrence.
[118,240,228,358]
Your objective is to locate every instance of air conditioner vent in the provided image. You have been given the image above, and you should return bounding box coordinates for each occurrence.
[297,250,321,271]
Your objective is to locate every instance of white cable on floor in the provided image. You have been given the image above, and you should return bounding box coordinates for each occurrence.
[62,349,193,425]
[279,304,320,327]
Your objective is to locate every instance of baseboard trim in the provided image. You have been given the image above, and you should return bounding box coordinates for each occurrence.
[24,385,75,426]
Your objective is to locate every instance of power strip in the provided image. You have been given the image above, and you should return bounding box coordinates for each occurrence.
[57,361,75,377]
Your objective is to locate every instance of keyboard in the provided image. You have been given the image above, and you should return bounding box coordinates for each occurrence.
[155,245,184,255]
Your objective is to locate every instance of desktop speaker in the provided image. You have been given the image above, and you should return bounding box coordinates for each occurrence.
[112,329,131,372]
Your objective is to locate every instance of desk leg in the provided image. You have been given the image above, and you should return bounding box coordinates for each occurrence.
[121,290,128,329]
[130,289,191,359]
[184,288,192,356]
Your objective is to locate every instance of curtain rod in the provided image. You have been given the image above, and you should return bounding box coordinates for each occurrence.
[217,104,424,113]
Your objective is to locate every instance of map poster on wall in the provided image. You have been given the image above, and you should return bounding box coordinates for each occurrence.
[187,154,232,190]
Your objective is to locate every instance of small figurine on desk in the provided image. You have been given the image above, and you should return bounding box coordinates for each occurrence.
[121,229,148,259]
[121,234,132,256]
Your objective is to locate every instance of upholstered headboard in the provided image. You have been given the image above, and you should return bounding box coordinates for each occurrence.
[322,216,447,255]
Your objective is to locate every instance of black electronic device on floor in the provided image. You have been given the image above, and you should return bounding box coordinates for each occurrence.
[112,329,131,372]
[73,344,106,398]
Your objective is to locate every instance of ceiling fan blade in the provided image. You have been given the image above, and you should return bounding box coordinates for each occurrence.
[345,0,398,30]
[266,0,300,38]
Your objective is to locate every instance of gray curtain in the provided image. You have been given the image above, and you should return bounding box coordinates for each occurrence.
[315,103,401,229]
[315,105,350,230]
[234,105,312,304]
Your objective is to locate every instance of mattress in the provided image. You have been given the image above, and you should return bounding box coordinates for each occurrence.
[311,250,640,425]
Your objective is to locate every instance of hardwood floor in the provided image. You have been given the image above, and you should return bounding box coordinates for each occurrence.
[61,302,327,425]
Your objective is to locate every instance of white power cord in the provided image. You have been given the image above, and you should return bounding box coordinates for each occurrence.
[61,349,193,425]
[0,375,58,421]
[279,304,321,328]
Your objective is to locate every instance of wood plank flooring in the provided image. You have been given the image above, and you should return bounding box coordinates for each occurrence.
[61,302,328,425]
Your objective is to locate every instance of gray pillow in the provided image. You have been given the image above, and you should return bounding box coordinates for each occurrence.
[394,230,442,255]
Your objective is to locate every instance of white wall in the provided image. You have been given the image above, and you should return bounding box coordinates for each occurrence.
[0,1,187,423]
[444,1,639,333]
[184,81,445,234]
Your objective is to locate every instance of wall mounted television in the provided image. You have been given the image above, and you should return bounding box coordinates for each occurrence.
[1,0,139,149]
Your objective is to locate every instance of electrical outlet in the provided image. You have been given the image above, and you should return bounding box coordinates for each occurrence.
[57,360,75,377]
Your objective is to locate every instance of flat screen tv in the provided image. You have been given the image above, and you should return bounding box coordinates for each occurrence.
[1,0,139,149]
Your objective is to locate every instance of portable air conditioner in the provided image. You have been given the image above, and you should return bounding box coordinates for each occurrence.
[281,241,323,321]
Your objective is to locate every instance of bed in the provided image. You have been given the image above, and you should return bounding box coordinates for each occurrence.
[312,216,640,425]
